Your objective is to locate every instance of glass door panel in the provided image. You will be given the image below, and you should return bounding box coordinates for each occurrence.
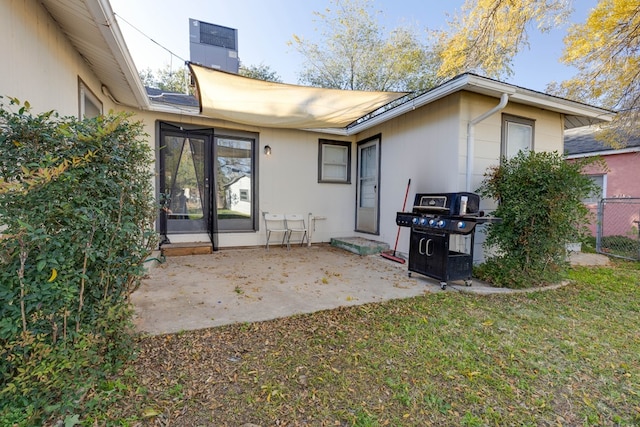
[216,136,254,231]
[356,137,380,234]
[161,134,209,234]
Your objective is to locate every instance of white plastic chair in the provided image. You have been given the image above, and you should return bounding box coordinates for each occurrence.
[285,214,309,248]
[263,213,289,250]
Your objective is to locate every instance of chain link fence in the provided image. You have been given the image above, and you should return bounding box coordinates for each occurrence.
[596,198,640,260]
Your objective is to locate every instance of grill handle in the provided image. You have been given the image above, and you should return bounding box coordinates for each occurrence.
[426,239,434,256]
[418,238,434,256]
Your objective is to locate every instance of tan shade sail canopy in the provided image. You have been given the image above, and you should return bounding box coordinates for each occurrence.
[189,63,408,129]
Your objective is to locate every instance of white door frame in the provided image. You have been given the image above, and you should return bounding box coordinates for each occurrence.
[355,135,381,234]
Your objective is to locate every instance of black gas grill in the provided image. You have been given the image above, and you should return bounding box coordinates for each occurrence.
[396,192,499,289]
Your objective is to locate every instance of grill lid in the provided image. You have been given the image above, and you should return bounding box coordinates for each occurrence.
[414,195,448,211]
[411,192,480,216]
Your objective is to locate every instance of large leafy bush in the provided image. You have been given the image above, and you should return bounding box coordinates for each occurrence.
[476,150,601,288]
[0,98,157,425]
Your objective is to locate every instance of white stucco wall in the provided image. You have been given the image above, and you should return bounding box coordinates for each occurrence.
[458,92,564,211]
[353,91,564,261]
[125,109,359,247]
[354,94,463,255]
[0,0,114,116]
[138,91,565,255]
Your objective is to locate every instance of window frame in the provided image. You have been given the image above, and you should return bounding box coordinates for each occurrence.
[78,78,102,119]
[318,139,352,184]
[501,114,535,159]
[582,174,606,205]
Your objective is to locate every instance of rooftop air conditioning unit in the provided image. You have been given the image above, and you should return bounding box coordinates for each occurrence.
[189,18,239,73]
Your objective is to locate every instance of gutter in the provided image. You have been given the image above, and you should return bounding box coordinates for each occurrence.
[466,93,510,192]
[566,146,640,159]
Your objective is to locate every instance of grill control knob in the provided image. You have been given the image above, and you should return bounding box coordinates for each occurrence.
[457,221,467,229]
[437,220,446,228]
[412,217,419,225]
[428,218,437,227]
[419,218,428,226]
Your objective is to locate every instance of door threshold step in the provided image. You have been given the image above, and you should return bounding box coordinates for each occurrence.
[161,242,213,257]
[330,237,390,256]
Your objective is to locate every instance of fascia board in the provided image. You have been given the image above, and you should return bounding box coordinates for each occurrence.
[509,91,614,122]
[348,74,614,136]
[346,75,476,135]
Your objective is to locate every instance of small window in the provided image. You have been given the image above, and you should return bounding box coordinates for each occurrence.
[239,189,249,202]
[318,139,351,183]
[78,79,102,119]
[501,114,534,159]
[582,174,606,205]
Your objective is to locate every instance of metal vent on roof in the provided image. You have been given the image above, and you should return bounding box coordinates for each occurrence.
[199,22,236,50]
[189,18,239,73]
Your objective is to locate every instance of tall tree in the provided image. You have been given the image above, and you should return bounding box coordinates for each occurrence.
[435,0,640,141]
[289,0,439,92]
[433,0,570,80]
[138,65,191,94]
[552,0,640,140]
[239,63,282,82]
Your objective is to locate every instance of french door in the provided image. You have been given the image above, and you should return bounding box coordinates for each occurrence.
[158,123,257,249]
[159,124,215,245]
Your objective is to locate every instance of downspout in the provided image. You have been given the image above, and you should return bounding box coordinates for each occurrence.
[466,93,510,192]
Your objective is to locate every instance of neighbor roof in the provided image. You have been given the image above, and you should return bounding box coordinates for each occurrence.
[565,126,640,157]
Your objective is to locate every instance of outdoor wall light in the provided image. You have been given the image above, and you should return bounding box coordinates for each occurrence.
[264,145,272,156]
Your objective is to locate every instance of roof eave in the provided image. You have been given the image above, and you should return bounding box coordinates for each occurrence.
[566,146,640,159]
[85,0,150,109]
[39,0,150,110]
[347,74,615,135]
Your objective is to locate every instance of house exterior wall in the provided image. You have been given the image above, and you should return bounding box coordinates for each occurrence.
[355,93,462,253]
[355,92,565,261]
[0,0,114,116]
[124,109,359,247]
[576,151,640,236]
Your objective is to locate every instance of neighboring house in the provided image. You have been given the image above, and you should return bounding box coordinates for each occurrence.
[225,175,252,217]
[565,127,640,236]
[2,0,615,263]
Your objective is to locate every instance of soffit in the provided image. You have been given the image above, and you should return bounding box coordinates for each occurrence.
[38,0,149,109]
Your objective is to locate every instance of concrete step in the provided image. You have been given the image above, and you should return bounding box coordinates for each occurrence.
[330,236,390,256]
[161,242,213,257]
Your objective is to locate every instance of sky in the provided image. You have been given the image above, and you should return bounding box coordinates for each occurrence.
[109,0,600,93]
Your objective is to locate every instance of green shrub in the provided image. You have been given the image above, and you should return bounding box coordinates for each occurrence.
[0,97,156,425]
[476,150,602,288]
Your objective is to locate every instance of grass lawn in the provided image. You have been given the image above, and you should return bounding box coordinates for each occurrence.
[90,261,640,426]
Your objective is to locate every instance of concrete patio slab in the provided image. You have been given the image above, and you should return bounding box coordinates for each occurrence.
[131,245,610,336]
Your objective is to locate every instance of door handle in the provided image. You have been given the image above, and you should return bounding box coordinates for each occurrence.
[418,238,426,255]
[426,239,433,256]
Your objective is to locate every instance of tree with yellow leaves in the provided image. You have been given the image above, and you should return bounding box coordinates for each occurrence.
[435,0,640,139]
[434,0,571,80]
[555,0,640,139]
